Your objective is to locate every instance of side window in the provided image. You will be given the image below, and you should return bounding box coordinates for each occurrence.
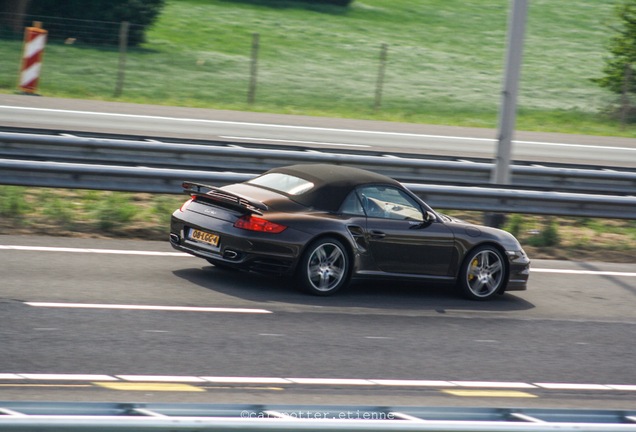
[340,191,366,216]
[358,186,424,221]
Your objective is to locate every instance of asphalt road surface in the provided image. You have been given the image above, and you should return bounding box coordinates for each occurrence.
[1,235,635,409]
[1,95,635,411]
[1,94,635,168]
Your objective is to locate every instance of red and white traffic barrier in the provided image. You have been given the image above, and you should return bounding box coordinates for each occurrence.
[18,22,48,94]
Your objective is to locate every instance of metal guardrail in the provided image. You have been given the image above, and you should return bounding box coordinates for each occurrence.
[1,131,635,194]
[0,130,635,218]
[1,158,636,219]
[1,402,635,431]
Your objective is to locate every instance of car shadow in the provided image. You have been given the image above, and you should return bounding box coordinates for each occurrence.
[172,264,535,312]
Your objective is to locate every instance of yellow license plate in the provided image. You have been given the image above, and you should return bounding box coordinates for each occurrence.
[190,229,220,247]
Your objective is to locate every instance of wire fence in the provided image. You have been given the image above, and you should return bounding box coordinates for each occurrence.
[0,13,128,44]
[0,12,404,110]
[0,11,628,121]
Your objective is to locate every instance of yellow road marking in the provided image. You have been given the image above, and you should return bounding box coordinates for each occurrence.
[94,382,204,392]
[442,389,537,398]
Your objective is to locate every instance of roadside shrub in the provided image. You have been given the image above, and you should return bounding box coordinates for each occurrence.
[0,186,30,218]
[504,214,524,238]
[41,195,76,229]
[92,193,138,231]
[152,195,180,227]
[526,218,560,248]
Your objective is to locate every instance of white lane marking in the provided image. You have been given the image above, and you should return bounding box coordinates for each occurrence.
[287,378,375,385]
[221,136,371,148]
[0,245,190,256]
[1,105,634,152]
[202,377,292,384]
[0,374,22,380]
[531,268,636,277]
[2,105,487,138]
[607,384,636,391]
[516,140,636,152]
[370,379,456,387]
[117,375,207,382]
[25,302,272,314]
[3,245,635,276]
[1,374,634,391]
[18,374,117,381]
[450,381,537,389]
[534,383,612,390]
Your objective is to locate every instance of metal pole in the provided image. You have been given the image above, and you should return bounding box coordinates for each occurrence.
[114,21,129,98]
[486,0,527,227]
[491,0,528,186]
[248,33,260,105]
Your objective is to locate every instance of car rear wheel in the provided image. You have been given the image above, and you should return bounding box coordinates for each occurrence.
[458,245,506,300]
[297,237,350,296]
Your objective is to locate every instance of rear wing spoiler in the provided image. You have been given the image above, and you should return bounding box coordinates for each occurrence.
[182,182,268,215]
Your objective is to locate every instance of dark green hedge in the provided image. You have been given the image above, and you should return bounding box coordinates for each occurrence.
[312,0,353,5]
[224,0,354,7]
[26,0,165,46]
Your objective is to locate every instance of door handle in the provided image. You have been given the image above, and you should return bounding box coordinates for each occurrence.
[369,230,386,239]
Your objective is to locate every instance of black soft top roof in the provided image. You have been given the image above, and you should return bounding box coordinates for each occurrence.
[260,164,401,211]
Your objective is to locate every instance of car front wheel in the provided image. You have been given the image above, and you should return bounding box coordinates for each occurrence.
[297,237,350,296]
[458,245,506,300]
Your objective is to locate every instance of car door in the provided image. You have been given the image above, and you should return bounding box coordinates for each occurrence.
[356,185,456,276]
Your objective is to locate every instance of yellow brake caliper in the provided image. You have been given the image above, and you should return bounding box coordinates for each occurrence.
[469,258,478,281]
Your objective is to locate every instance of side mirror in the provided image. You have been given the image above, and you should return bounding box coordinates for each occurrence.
[410,210,436,229]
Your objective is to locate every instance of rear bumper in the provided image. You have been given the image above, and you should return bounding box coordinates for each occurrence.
[170,212,302,276]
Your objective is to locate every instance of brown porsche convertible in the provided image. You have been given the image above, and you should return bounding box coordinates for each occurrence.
[170,164,530,300]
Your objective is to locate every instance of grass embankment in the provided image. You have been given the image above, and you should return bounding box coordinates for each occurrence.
[0,1,634,261]
[0,0,633,136]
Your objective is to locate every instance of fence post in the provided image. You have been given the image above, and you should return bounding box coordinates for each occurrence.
[374,43,388,111]
[114,21,130,97]
[620,62,632,130]
[248,33,260,105]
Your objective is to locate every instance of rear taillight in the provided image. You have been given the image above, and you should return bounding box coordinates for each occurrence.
[179,197,194,212]
[234,215,287,233]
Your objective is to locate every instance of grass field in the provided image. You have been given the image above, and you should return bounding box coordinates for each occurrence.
[1,0,632,135]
